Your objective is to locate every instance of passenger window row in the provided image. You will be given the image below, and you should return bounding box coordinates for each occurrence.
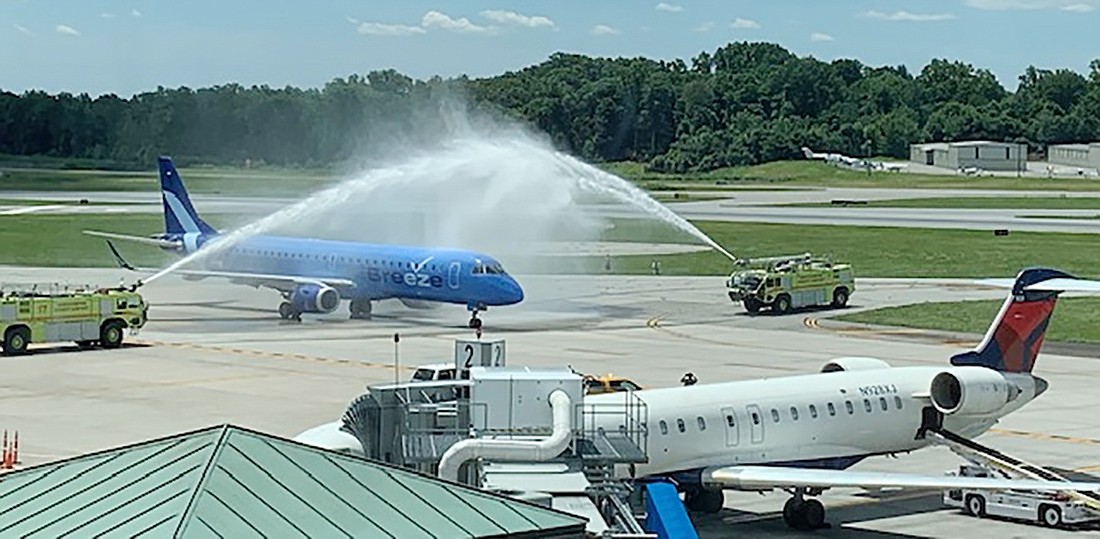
[656,396,905,435]
[228,248,441,271]
[658,415,708,436]
[769,396,904,423]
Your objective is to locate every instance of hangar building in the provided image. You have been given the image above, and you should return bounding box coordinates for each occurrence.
[1047,143,1100,169]
[909,141,1027,172]
[0,424,587,538]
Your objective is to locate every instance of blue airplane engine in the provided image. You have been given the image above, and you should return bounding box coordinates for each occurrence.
[290,284,340,314]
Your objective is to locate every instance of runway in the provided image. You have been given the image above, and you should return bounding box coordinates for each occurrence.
[1,267,1096,537]
[6,187,1100,234]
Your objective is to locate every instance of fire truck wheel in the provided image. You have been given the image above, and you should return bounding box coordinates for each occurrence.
[3,326,30,356]
[100,321,124,349]
[774,294,792,315]
[832,287,849,308]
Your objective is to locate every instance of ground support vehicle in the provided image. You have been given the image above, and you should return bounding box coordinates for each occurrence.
[726,253,855,315]
[0,285,147,356]
[944,465,1100,528]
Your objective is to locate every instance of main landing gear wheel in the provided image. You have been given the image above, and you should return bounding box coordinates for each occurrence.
[783,496,826,530]
[684,488,724,513]
[349,299,372,320]
[278,302,301,322]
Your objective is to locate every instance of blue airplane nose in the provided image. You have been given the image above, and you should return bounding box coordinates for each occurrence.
[503,278,524,304]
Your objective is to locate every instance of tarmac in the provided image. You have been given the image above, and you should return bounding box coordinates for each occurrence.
[2,267,1098,537]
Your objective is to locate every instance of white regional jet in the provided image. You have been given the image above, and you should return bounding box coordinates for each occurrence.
[587,267,1100,530]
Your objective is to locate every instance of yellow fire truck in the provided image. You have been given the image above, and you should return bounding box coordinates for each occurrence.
[0,285,148,355]
[726,253,855,315]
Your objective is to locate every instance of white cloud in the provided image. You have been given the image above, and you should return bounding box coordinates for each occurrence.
[591,24,620,36]
[100,13,116,19]
[421,10,493,33]
[810,32,834,42]
[694,21,715,32]
[963,0,1100,10]
[13,24,34,36]
[55,24,80,36]
[346,16,359,24]
[131,9,142,17]
[480,9,555,28]
[655,3,684,12]
[356,21,425,36]
[863,10,956,21]
[731,17,761,29]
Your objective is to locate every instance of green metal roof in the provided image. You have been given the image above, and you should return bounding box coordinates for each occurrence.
[0,425,587,538]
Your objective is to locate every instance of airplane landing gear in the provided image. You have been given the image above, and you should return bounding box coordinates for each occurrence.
[684,488,724,513]
[349,299,372,320]
[467,302,486,329]
[278,302,301,322]
[782,490,827,531]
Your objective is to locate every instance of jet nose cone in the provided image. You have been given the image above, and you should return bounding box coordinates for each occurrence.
[1034,376,1049,398]
[505,278,524,304]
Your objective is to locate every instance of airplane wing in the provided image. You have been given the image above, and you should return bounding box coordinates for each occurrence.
[98,239,356,294]
[84,230,181,249]
[171,269,356,294]
[702,466,1100,493]
[974,277,1100,292]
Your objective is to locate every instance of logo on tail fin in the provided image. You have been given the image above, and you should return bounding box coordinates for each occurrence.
[158,156,216,236]
[951,268,1072,373]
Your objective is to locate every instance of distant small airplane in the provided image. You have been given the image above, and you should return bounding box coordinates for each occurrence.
[801,147,907,172]
[84,157,524,327]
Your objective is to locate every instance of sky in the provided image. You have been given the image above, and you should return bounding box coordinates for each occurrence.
[2,0,1099,97]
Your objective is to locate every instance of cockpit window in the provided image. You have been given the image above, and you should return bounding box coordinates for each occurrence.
[473,262,507,275]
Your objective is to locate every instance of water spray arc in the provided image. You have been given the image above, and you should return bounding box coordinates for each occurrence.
[140,133,735,287]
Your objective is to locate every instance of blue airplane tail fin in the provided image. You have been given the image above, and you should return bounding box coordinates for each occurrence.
[159,156,217,236]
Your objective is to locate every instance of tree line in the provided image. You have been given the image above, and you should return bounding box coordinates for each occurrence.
[3,42,1100,172]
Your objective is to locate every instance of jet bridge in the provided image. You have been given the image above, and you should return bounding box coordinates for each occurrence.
[335,339,656,537]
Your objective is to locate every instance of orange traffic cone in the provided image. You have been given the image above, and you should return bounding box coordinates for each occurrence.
[1,430,9,470]
[13,431,19,466]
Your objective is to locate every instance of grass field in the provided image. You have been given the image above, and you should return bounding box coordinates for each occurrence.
[0,167,336,196]
[3,212,1099,279]
[0,214,250,268]
[604,160,1100,192]
[580,219,1100,278]
[835,297,1100,345]
[788,196,1100,209]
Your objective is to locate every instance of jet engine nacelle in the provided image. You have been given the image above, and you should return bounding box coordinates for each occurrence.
[930,367,1013,416]
[290,284,340,314]
[821,357,891,373]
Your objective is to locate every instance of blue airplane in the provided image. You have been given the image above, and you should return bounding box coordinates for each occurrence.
[85,157,524,327]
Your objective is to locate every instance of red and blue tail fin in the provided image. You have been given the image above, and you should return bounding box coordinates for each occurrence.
[950,268,1073,373]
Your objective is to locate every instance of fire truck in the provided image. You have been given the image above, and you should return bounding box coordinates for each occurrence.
[726,253,855,315]
[0,284,147,355]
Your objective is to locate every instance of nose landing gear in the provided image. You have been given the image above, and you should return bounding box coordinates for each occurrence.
[467,302,486,329]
